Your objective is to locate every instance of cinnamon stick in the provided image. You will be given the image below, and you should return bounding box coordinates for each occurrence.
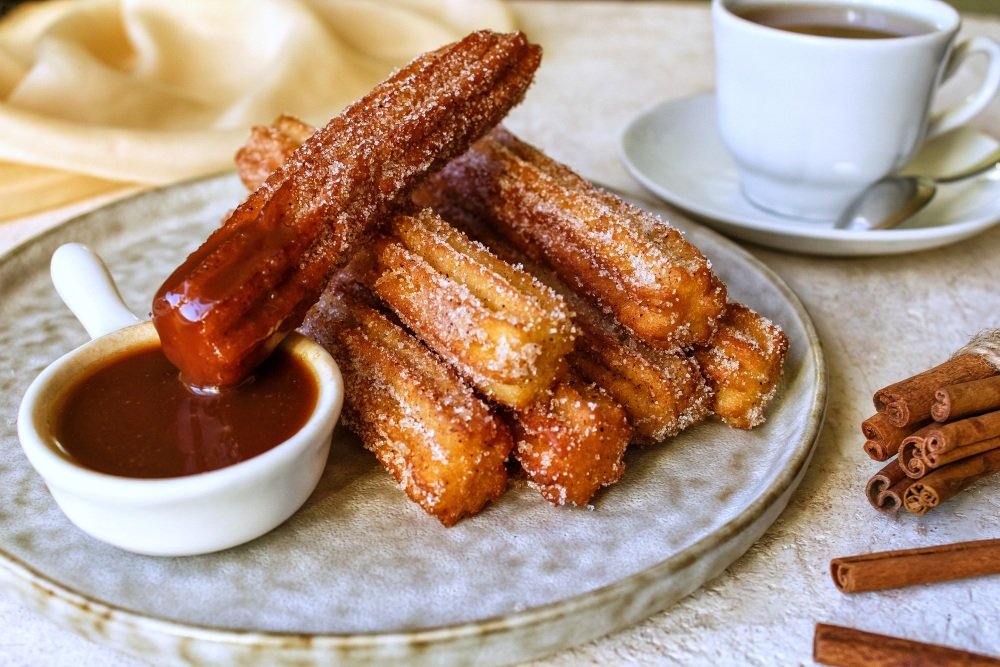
[897,423,935,479]
[926,435,1000,469]
[830,538,1000,593]
[861,413,929,461]
[902,448,1000,515]
[814,623,1000,667]
[873,354,996,428]
[925,410,1000,454]
[864,459,910,513]
[932,375,1000,422]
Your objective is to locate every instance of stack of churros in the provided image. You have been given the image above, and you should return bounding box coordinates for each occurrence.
[354,212,631,508]
[227,34,789,524]
[427,127,729,349]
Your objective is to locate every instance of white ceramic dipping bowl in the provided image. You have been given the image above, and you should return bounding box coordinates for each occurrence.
[17,321,343,557]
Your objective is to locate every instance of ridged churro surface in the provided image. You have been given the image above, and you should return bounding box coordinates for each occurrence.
[301,283,513,526]
[425,127,727,350]
[366,208,574,408]
[568,300,713,444]
[693,303,789,429]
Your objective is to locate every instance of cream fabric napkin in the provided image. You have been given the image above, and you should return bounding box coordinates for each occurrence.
[0,0,513,220]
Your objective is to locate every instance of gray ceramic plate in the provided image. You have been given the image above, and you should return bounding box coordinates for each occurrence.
[0,174,825,666]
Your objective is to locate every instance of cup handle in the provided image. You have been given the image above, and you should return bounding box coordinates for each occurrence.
[926,36,1000,139]
[51,243,140,340]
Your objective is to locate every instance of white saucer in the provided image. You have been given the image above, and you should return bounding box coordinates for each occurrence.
[620,93,1000,256]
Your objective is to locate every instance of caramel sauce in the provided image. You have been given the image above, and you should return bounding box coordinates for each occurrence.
[55,344,317,479]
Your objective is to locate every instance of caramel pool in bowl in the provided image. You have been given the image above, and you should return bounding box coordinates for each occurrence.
[17,320,343,556]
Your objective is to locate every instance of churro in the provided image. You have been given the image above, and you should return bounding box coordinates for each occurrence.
[420,201,715,443]
[568,300,713,444]
[300,281,513,526]
[511,374,632,506]
[235,114,314,192]
[153,31,541,387]
[693,303,789,429]
[424,127,728,349]
[364,208,574,408]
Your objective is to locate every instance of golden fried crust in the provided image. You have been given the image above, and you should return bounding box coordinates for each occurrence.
[568,302,713,444]
[235,114,314,192]
[692,303,789,430]
[426,126,727,349]
[365,209,575,408]
[423,209,714,445]
[511,374,632,507]
[153,31,542,388]
[300,285,514,526]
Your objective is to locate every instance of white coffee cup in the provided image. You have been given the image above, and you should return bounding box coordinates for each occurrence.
[713,0,1000,221]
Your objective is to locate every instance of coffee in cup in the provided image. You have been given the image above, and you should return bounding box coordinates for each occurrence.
[712,0,1000,221]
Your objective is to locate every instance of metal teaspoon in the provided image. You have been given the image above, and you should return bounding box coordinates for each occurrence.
[835,146,1000,231]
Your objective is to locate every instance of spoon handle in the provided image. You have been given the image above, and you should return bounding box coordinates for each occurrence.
[936,147,1000,184]
[51,243,140,340]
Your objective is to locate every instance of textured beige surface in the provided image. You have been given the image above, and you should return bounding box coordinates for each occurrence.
[1,1,999,665]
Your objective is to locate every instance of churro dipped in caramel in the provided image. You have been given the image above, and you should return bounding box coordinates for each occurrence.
[426,127,728,350]
[301,282,513,526]
[153,31,541,387]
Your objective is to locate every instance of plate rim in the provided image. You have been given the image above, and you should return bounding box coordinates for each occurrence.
[0,173,828,663]
[619,92,1000,254]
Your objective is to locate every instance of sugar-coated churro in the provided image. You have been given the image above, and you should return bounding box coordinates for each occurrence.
[424,126,728,350]
[235,113,314,192]
[364,208,575,408]
[511,374,632,506]
[568,300,713,444]
[693,302,789,429]
[300,281,514,526]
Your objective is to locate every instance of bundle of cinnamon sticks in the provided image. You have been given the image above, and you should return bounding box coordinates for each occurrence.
[862,345,1000,515]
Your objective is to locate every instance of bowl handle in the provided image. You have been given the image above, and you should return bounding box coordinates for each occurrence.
[51,243,141,339]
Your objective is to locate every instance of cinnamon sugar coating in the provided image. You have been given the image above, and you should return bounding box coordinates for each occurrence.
[300,283,513,526]
[424,127,728,349]
[365,208,575,408]
[568,301,712,444]
[693,303,789,429]
[511,374,632,507]
[153,31,541,387]
[419,201,714,445]
[235,114,314,192]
